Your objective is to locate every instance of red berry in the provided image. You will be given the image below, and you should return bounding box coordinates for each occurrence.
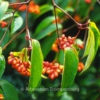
[14,63,20,69]
[17,67,22,72]
[54,72,58,78]
[12,59,17,65]
[49,73,55,80]
[8,59,13,64]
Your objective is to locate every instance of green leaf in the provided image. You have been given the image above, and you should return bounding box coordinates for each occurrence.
[61,48,79,88]
[81,29,95,73]
[41,32,56,58]
[0,1,9,20]
[0,79,19,100]
[34,16,55,36]
[57,50,64,65]
[0,0,2,3]
[35,24,62,40]
[1,13,13,20]
[81,22,100,73]
[29,39,43,92]
[83,28,92,58]
[89,22,100,53]
[11,16,23,34]
[0,55,5,79]
[0,47,2,55]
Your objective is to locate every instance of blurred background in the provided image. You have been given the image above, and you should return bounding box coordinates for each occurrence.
[0,0,100,100]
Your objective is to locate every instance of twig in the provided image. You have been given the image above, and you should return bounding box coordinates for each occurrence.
[3,28,25,50]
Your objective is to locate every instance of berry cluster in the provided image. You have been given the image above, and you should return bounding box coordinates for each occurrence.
[0,21,7,28]
[78,62,84,72]
[8,52,30,76]
[42,61,63,80]
[57,34,75,50]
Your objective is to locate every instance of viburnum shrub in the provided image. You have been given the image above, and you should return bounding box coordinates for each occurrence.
[0,0,100,99]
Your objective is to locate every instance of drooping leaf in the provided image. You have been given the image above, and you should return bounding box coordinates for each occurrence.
[89,22,100,53]
[11,16,23,34]
[83,28,92,58]
[41,32,56,58]
[29,39,43,92]
[81,22,100,73]
[57,50,64,65]
[0,1,9,20]
[0,55,5,79]
[0,47,2,55]
[0,79,19,100]
[81,29,95,73]
[61,47,79,88]
[35,24,62,40]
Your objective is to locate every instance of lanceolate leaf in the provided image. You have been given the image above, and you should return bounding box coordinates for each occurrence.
[89,22,100,53]
[57,50,64,65]
[83,28,92,58]
[34,16,55,36]
[35,24,62,40]
[81,29,95,73]
[0,1,9,20]
[0,55,5,79]
[81,22,100,73]
[0,80,19,100]
[29,39,43,92]
[61,48,79,88]
[41,32,56,58]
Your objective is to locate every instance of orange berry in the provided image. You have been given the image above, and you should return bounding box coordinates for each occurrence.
[78,66,82,72]
[59,65,64,71]
[8,59,13,64]
[0,94,4,99]
[14,63,20,69]
[17,67,22,72]
[42,68,46,74]
[49,73,55,80]
[10,52,13,56]
[56,69,61,73]
[22,67,26,72]
[84,0,91,4]
[54,72,58,78]
[74,15,81,22]
[12,59,17,65]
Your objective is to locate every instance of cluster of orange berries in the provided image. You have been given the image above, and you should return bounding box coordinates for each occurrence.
[78,62,84,72]
[42,61,63,80]
[11,1,40,14]
[8,52,30,76]
[0,21,7,28]
[57,34,75,50]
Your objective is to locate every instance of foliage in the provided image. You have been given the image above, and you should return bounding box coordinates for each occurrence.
[0,0,100,100]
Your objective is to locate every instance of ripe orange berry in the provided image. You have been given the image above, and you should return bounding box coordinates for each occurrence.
[49,73,55,80]
[78,66,82,72]
[0,94,4,99]
[17,67,22,72]
[54,72,58,78]
[12,59,17,66]
[84,0,91,4]
[8,59,13,64]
